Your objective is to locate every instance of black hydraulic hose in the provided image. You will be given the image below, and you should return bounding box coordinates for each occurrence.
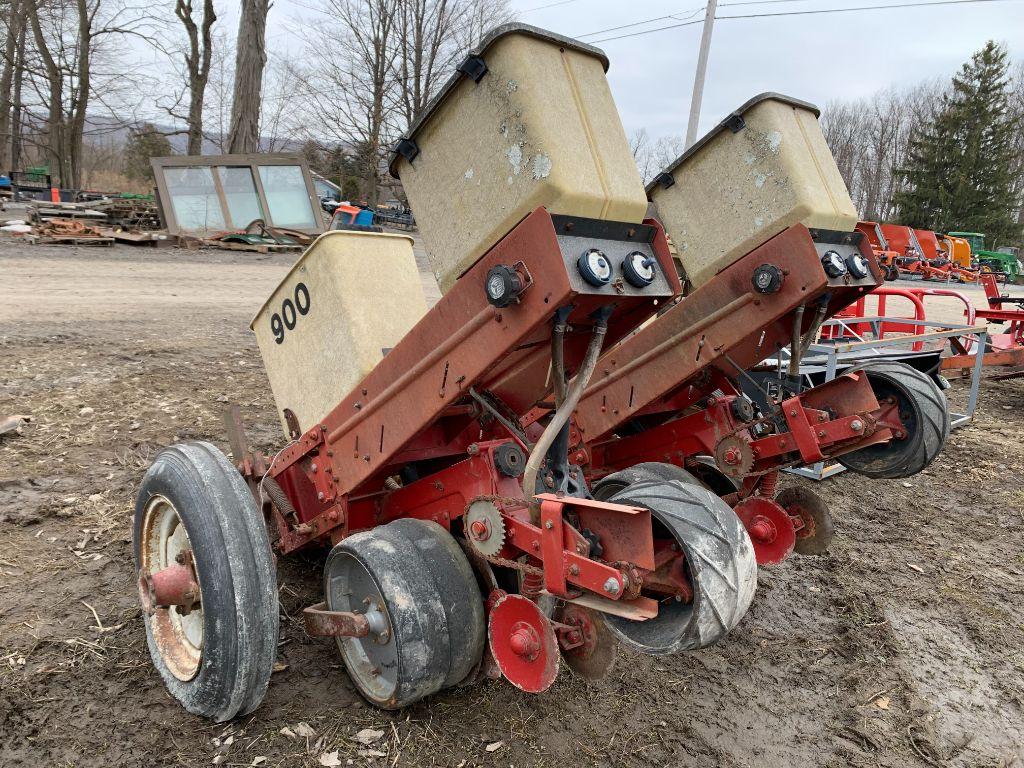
[524,310,611,517]
[551,306,572,408]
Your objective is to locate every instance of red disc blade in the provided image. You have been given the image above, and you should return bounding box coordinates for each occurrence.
[733,496,796,565]
[487,593,559,693]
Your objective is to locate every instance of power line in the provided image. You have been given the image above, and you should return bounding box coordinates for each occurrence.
[579,6,706,40]
[719,0,827,5]
[719,0,1020,18]
[590,18,704,43]
[590,0,1020,43]
[520,0,586,14]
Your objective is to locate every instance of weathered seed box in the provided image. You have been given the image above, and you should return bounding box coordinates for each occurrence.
[648,93,858,289]
[389,23,648,294]
[251,231,428,437]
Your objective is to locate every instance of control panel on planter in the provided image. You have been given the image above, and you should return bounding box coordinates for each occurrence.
[553,216,674,298]
[484,214,676,309]
[810,229,876,287]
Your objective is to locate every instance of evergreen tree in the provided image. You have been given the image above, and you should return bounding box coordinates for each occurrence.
[124,124,174,182]
[894,41,1021,246]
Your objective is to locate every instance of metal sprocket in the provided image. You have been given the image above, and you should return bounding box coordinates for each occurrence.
[714,435,755,478]
[465,499,507,557]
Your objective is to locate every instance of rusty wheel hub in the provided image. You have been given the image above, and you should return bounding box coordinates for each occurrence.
[138,495,204,681]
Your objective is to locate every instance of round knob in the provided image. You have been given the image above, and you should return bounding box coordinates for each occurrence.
[577,249,612,287]
[751,263,784,294]
[846,252,870,279]
[622,250,657,287]
[485,264,525,307]
[821,250,848,278]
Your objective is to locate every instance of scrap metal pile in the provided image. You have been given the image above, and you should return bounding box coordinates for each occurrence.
[0,198,169,246]
[131,23,951,721]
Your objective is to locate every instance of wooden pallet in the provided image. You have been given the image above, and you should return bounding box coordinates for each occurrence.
[27,234,114,246]
[102,230,174,247]
[213,240,304,254]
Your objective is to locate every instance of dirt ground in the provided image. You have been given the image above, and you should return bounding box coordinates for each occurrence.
[1,240,1022,768]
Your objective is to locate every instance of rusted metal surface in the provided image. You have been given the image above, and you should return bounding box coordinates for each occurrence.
[302,601,371,638]
[556,604,616,680]
[576,225,860,440]
[137,560,200,616]
[223,404,268,506]
[268,209,679,552]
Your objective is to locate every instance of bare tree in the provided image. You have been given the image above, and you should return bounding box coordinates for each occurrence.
[394,0,459,126]
[393,0,513,127]
[201,29,233,151]
[9,12,25,168]
[304,0,400,205]
[822,80,944,222]
[454,0,513,50]
[227,0,268,152]
[259,55,302,152]
[22,0,149,187]
[630,127,685,184]
[160,0,216,154]
[0,0,26,169]
[287,0,514,202]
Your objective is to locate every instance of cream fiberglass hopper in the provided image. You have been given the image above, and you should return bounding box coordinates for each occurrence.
[251,231,429,437]
[389,24,648,294]
[648,93,858,289]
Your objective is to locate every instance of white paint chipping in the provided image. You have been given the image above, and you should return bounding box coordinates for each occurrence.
[507,144,523,175]
[531,153,552,180]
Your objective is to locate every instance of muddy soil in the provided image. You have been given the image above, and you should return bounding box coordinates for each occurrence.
[1,241,1022,768]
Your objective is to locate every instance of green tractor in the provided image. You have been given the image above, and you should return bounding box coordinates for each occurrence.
[948,232,1022,283]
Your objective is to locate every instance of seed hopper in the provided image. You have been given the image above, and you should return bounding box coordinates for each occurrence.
[134,24,950,720]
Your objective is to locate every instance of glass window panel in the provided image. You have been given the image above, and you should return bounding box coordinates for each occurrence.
[164,167,225,232]
[258,165,317,230]
[216,166,264,228]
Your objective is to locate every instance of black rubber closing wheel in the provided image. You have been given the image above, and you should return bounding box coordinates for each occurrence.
[134,442,279,722]
[601,478,757,655]
[324,519,485,709]
[837,361,950,479]
[592,462,701,501]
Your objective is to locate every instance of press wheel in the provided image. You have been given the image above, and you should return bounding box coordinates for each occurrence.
[324,519,485,708]
[838,361,949,479]
[600,478,757,655]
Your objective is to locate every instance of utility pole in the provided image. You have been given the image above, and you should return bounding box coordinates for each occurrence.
[685,0,718,149]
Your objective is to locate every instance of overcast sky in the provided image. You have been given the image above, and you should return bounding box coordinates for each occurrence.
[510,0,1024,138]
[254,0,1024,142]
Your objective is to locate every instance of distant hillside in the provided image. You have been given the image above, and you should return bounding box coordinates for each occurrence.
[85,116,303,155]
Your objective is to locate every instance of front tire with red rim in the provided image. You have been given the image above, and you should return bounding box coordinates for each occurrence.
[134,442,279,722]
